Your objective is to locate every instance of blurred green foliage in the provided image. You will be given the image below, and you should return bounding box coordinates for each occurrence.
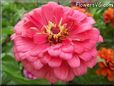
[1,0,114,85]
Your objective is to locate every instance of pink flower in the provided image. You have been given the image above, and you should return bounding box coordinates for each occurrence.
[11,2,103,83]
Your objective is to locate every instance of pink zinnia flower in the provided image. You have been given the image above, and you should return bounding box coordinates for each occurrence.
[11,2,103,83]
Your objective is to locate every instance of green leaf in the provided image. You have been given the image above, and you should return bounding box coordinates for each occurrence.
[97,56,105,63]
[2,27,13,35]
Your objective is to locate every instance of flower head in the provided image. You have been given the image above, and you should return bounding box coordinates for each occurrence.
[96,48,114,81]
[11,2,103,83]
[103,8,114,27]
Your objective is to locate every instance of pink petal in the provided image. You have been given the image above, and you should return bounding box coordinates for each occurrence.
[18,52,27,60]
[30,44,48,57]
[32,66,49,78]
[14,37,35,52]
[48,47,61,57]
[22,60,34,73]
[53,5,64,24]
[73,63,87,76]
[10,33,16,40]
[60,52,72,60]
[82,17,95,24]
[25,27,39,38]
[45,69,58,83]
[79,52,92,61]
[83,40,96,50]
[64,70,75,81]
[74,44,84,54]
[86,57,97,68]
[72,29,97,45]
[98,35,103,42]
[26,8,46,28]
[33,34,48,44]
[62,45,74,53]
[41,2,57,22]
[70,29,99,42]
[13,47,20,61]
[23,69,37,79]
[89,29,99,40]
[48,57,62,67]
[18,51,37,62]
[76,23,92,34]
[68,56,80,68]
[13,18,27,34]
[54,63,68,80]
[33,60,43,69]
[72,10,86,23]
[41,54,51,64]
[26,56,38,62]
[90,48,97,57]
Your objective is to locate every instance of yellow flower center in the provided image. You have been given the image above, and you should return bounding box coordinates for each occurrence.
[44,19,68,44]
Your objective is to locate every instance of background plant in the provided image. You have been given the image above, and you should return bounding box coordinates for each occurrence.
[1,0,114,85]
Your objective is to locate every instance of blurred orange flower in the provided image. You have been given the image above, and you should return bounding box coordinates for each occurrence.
[71,6,93,16]
[98,48,114,62]
[103,8,114,27]
[96,48,114,81]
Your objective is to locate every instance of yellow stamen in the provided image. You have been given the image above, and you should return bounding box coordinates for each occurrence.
[44,18,69,44]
